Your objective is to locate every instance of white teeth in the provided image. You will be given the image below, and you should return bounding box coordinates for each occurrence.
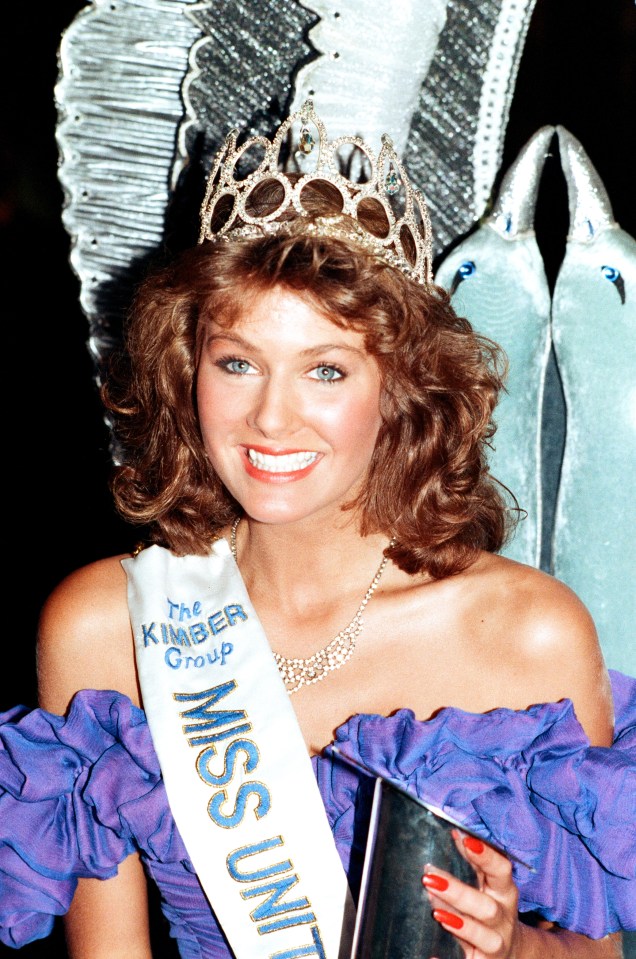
[247,449,318,473]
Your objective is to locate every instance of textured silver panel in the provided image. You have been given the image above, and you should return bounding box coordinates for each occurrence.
[56,0,537,386]
[56,0,203,380]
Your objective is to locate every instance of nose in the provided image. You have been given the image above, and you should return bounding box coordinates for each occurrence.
[248,375,301,438]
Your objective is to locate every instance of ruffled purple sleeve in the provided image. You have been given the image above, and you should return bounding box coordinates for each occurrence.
[0,690,186,949]
[1,675,634,948]
[316,669,636,939]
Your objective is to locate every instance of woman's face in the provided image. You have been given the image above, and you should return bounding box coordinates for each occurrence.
[196,286,383,528]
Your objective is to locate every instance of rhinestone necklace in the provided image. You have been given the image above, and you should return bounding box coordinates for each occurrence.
[230,516,394,695]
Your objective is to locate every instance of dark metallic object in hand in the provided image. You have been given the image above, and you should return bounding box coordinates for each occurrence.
[352,778,479,959]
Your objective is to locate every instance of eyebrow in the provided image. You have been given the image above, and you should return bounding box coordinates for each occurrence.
[207,331,366,358]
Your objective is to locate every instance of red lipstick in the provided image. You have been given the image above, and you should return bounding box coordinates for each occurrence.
[240,446,322,484]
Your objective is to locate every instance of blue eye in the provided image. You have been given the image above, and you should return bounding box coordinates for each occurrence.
[459,260,476,277]
[223,358,255,374]
[601,265,626,304]
[310,365,344,382]
[449,260,476,295]
[601,265,619,282]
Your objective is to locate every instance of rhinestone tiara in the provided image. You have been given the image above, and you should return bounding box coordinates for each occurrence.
[198,99,433,285]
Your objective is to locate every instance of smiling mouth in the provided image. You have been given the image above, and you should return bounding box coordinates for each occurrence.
[246,449,319,473]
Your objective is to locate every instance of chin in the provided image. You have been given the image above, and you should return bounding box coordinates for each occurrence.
[233,492,348,528]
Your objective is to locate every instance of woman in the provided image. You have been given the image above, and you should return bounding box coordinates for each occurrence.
[1,101,633,958]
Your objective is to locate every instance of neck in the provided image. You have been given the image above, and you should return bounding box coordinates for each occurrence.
[232,515,392,609]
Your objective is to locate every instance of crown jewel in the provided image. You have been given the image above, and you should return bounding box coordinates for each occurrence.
[198,99,433,284]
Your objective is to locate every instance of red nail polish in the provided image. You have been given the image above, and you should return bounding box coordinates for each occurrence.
[422,873,449,891]
[433,909,464,930]
[463,835,485,855]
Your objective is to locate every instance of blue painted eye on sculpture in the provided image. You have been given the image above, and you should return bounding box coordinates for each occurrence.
[435,126,555,571]
[436,124,636,676]
[551,126,636,676]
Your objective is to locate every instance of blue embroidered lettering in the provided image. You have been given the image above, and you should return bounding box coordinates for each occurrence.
[142,622,159,647]
[169,624,191,647]
[227,837,292,882]
[190,622,209,645]
[149,604,245,652]
[187,723,252,747]
[225,603,247,625]
[197,739,258,786]
[208,781,270,828]
[165,644,233,669]
[176,682,249,746]
[270,926,327,958]
[241,875,309,922]
[165,647,182,669]
[208,610,228,634]
[169,599,203,620]
[182,708,246,735]
[174,687,327,952]
[175,680,237,708]
[257,912,317,935]
[221,641,233,664]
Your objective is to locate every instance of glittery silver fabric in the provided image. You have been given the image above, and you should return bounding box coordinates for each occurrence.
[55,0,538,385]
[289,0,449,159]
[175,0,317,185]
[489,124,555,240]
[55,0,202,383]
[436,123,636,673]
[405,0,538,254]
[556,126,615,242]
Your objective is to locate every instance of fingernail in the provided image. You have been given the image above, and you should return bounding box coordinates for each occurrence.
[433,909,464,930]
[463,835,485,855]
[422,873,449,891]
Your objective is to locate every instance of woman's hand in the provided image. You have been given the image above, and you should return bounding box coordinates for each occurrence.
[422,831,522,958]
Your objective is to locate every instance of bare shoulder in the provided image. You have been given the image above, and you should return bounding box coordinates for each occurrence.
[39,554,130,631]
[475,554,600,656]
[37,554,139,713]
[467,553,613,744]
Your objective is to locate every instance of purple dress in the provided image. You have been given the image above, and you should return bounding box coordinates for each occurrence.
[1,671,634,957]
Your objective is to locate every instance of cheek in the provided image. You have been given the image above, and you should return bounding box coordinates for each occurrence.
[196,376,235,441]
[322,391,382,450]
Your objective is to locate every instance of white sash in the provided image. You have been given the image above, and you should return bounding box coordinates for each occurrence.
[123,541,353,959]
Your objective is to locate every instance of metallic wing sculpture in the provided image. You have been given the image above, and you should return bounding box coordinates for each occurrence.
[55,0,538,393]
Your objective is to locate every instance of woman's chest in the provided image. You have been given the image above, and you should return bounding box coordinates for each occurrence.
[291,621,524,755]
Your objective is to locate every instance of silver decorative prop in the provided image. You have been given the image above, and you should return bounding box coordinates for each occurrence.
[551,126,636,674]
[405,0,538,252]
[289,0,449,160]
[55,0,538,412]
[174,0,317,187]
[55,0,203,383]
[435,127,554,568]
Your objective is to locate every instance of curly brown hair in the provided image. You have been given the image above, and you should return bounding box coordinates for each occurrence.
[104,206,516,577]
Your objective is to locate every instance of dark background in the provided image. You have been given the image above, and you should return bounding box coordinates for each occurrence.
[2,0,635,955]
